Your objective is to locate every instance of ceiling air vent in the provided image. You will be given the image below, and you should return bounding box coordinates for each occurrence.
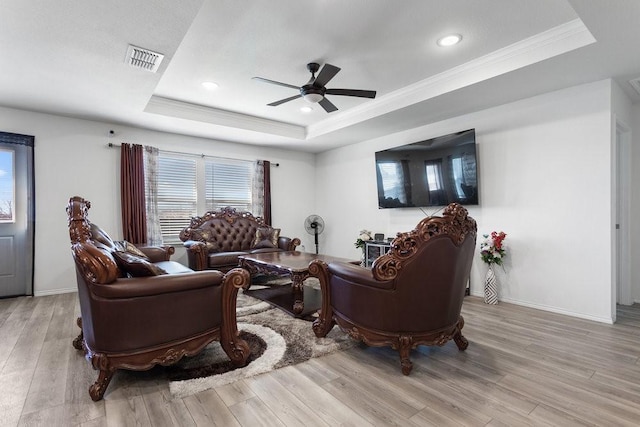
[125,44,164,73]
[629,77,640,96]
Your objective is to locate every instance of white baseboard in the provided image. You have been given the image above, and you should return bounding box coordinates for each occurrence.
[469,291,613,324]
[34,287,77,297]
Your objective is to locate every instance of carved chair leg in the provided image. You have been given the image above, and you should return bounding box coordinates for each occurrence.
[89,369,115,401]
[221,333,250,367]
[398,336,413,375]
[312,309,335,338]
[453,331,469,351]
[72,317,84,351]
[453,316,469,351]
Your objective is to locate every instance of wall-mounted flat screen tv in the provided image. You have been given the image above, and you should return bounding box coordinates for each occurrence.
[375,129,478,208]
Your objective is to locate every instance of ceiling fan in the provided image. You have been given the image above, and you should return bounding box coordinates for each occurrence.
[252,63,376,113]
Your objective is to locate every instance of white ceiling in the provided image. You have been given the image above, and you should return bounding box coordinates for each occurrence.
[1,0,639,153]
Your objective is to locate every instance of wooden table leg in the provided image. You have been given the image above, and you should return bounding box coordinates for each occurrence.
[290,271,308,315]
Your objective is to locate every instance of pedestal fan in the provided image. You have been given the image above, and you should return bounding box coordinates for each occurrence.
[304,214,325,254]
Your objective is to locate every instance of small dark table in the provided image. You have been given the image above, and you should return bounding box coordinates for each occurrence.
[238,251,358,318]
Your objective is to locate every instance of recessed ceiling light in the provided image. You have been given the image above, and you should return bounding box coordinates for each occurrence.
[437,34,462,47]
[300,106,313,113]
[201,81,219,90]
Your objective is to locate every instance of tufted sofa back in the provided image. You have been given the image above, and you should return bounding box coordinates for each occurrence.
[198,217,260,252]
[179,207,268,253]
[180,206,301,272]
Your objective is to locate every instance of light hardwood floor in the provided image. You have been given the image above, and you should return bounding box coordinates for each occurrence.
[1,293,639,426]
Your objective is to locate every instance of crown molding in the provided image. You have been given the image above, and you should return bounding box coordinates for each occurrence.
[144,95,306,139]
[307,18,595,140]
[145,19,595,143]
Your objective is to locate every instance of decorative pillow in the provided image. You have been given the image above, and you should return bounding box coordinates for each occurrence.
[191,229,212,242]
[115,240,150,261]
[252,227,280,249]
[112,251,167,277]
[189,229,217,252]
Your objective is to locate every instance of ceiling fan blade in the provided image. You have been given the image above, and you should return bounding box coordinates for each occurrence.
[252,77,300,90]
[325,88,377,99]
[319,97,338,113]
[267,94,302,106]
[313,64,341,88]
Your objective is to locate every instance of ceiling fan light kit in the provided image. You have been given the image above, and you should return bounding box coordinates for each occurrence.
[253,62,376,113]
[302,91,324,103]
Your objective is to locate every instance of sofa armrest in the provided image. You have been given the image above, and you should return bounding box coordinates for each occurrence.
[136,245,175,262]
[90,270,225,299]
[278,236,301,251]
[183,240,208,270]
[308,259,393,339]
[328,261,395,290]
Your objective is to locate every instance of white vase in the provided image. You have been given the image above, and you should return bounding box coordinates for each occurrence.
[484,265,498,304]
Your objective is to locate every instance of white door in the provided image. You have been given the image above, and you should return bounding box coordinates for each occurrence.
[0,132,34,297]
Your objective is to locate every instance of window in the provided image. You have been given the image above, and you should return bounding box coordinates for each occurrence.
[205,158,253,212]
[153,152,255,244]
[0,149,14,223]
[156,155,197,244]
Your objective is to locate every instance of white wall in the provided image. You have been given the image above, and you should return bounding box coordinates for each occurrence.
[316,80,615,323]
[0,106,315,296]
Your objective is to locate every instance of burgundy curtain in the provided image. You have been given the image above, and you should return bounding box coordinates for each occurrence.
[121,143,147,244]
[263,160,272,225]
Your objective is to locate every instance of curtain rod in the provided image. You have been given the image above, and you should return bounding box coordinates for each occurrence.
[107,142,279,166]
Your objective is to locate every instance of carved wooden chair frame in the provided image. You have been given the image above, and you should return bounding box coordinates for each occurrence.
[67,197,250,400]
[310,203,477,375]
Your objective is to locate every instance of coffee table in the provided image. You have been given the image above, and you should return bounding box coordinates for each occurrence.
[238,251,358,318]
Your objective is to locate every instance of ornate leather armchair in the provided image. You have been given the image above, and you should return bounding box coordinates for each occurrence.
[309,203,477,375]
[67,196,250,400]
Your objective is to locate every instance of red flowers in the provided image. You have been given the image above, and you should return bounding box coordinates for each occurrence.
[480,231,507,266]
[490,231,506,251]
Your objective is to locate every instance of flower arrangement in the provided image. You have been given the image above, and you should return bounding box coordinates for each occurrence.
[354,229,373,249]
[480,231,507,266]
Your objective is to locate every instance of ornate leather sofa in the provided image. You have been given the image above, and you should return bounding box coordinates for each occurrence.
[67,196,250,401]
[309,203,477,375]
[179,206,301,272]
